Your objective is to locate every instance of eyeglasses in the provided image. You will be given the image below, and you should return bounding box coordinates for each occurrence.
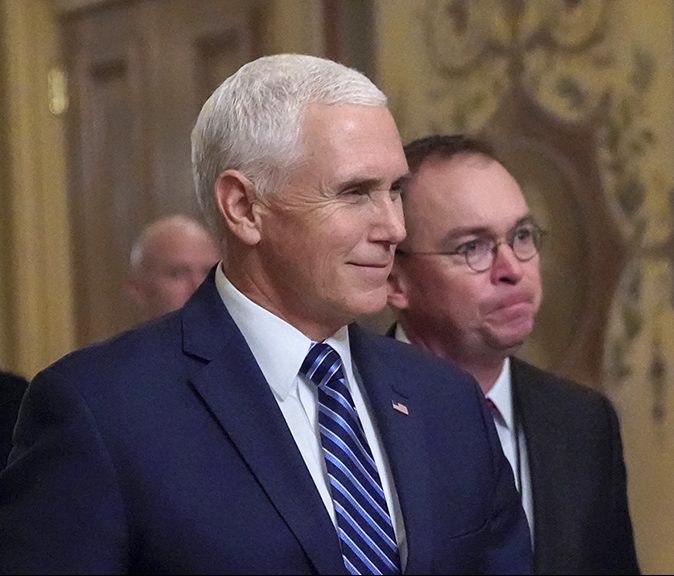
[396,223,547,273]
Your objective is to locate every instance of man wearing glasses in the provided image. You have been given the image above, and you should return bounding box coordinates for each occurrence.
[387,134,639,575]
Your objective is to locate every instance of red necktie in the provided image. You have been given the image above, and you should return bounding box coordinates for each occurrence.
[485,397,503,423]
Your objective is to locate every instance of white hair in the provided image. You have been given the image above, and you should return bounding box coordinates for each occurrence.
[191,53,388,233]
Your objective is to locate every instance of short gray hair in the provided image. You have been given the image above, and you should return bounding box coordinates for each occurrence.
[191,53,388,233]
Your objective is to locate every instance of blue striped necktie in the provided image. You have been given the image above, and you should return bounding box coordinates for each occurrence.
[300,342,401,575]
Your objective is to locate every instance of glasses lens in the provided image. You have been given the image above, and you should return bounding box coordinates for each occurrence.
[513,225,542,261]
[466,226,545,271]
[466,240,494,272]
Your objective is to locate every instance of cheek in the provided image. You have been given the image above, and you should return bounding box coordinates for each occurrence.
[435,276,484,325]
[533,284,543,310]
[408,266,476,312]
[526,267,544,308]
[306,224,362,267]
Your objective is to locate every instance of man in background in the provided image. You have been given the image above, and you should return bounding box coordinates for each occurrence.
[125,214,220,321]
[388,134,639,574]
[0,57,531,574]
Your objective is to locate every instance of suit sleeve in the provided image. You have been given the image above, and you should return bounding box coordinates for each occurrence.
[0,367,128,574]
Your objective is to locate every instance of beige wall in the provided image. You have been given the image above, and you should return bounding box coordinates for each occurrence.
[605,5,674,572]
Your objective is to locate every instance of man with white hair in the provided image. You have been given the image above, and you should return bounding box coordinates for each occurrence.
[0,55,531,574]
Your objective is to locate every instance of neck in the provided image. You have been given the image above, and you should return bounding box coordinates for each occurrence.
[461,361,505,395]
[399,322,506,395]
[224,259,345,342]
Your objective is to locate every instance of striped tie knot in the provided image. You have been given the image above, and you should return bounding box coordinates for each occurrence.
[301,342,401,575]
[301,342,344,389]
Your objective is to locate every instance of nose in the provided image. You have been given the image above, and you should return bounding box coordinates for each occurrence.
[489,242,525,284]
[373,193,406,245]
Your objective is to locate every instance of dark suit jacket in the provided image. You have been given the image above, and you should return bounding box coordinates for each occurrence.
[0,274,531,574]
[387,324,639,574]
[0,371,28,466]
[510,357,639,575]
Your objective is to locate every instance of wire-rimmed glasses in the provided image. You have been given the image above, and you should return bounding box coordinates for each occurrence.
[396,223,547,273]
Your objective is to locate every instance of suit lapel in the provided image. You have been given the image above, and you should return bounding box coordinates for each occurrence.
[180,276,345,574]
[350,325,434,574]
[511,358,565,572]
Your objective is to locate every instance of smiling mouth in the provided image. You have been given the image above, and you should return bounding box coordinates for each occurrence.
[350,262,391,269]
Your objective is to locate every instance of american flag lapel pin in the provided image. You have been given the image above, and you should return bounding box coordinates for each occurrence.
[392,400,409,415]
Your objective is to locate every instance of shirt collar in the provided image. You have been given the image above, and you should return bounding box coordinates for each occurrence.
[394,322,410,343]
[214,265,352,400]
[486,357,514,430]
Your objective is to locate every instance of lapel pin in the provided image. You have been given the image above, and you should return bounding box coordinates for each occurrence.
[392,400,409,415]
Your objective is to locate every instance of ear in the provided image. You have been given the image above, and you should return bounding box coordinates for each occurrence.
[214,169,262,246]
[387,260,410,311]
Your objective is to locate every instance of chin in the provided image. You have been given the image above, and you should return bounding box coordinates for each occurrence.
[502,340,526,355]
[348,292,389,320]
[498,331,531,351]
[488,324,532,351]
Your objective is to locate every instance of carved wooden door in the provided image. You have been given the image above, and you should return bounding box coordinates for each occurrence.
[61,0,270,346]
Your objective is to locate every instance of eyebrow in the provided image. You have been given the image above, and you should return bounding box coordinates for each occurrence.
[439,215,537,244]
[397,173,413,188]
[337,171,412,193]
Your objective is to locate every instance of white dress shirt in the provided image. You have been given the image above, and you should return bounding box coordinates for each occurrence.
[394,323,534,545]
[215,265,407,566]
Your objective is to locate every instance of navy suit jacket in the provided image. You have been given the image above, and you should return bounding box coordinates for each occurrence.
[0,371,27,466]
[0,275,531,574]
[511,358,639,575]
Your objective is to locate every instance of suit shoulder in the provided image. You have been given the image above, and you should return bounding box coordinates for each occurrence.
[39,313,183,384]
[511,357,616,416]
[350,324,478,388]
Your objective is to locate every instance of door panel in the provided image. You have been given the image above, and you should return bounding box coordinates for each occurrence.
[62,0,272,345]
